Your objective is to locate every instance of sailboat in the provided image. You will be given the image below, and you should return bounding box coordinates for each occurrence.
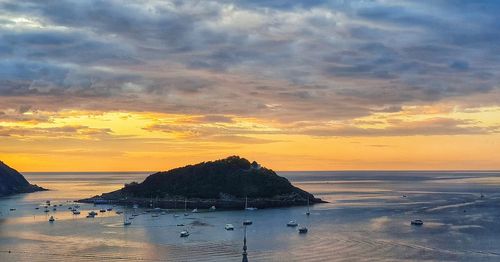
[49,216,55,222]
[245,196,257,211]
[123,210,131,226]
[183,198,189,216]
[306,198,310,216]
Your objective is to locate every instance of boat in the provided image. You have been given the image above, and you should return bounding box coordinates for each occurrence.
[74,205,80,208]
[52,207,57,211]
[35,207,39,210]
[225,224,235,230]
[88,211,98,216]
[245,196,258,211]
[151,213,159,217]
[183,198,189,216]
[287,220,298,227]
[9,208,16,211]
[298,226,308,234]
[177,223,184,226]
[99,209,106,213]
[192,208,198,213]
[107,208,113,211]
[44,209,50,213]
[68,207,73,210]
[173,214,180,218]
[411,219,424,226]
[210,206,216,211]
[243,220,253,226]
[72,210,81,215]
[480,193,485,198]
[123,211,131,226]
[180,230,190,237]
[306,198,310,216]
[115,211,123,214]
[49,216,55,222]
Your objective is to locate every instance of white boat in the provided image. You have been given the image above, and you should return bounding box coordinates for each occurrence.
[411,219,424,226]
[192,208,198,213]
[49,216,55,222]
[123,211,132,226]
[173,214,180,217]
[306,198,310,216]
[245,197,258,211]
[298,226,308,234]
[72,210,81,215]
[287,220,298,227]
[210,206,216,211]
[152,213,159,217]
[225,224,235,230]
[180,230,190,237]
[243,220,253,226]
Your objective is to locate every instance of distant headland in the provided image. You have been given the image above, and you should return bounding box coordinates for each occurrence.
[0,161,47,196]
[79,156,325,209]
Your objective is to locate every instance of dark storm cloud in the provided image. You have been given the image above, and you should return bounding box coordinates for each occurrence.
[0,0,499,131]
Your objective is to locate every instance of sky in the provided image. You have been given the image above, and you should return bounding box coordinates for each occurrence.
[0,0,499,171]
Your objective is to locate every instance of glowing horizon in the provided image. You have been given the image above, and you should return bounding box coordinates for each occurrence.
[1,1,500,172]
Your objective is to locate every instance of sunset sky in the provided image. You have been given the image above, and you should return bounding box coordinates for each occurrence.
[1,1,499,171]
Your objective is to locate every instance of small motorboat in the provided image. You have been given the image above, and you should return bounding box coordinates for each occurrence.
[9,208,16,211]
[225,224,234,230]
[243,220,253,226]
[68,207,73,210]
[184,213,189,216]
[298,226,308,234]
[129,217,134,220]
[151,213,159,217]
[44,209,50,213]
[88,211,98,216]
[99,209,106,213]
[123,221,132,226]
[210,206,216,211]
[287,220,298,227]
[35,207,40,210]
[107,208,113,211]
[115,211,123,214]
[52,207,57,211]
[177,223,184,226]
[173,214,180,217]
[192,208,198,213]
[49,216,55,222]
[411,219,424,226]
[72,210,81,215]
[180,230,190,237]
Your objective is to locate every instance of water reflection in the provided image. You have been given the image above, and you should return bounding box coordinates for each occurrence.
[0,171,499,261]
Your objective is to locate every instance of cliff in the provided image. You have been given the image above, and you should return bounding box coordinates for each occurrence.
[0,161,46,196]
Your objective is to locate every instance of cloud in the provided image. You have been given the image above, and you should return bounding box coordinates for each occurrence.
[0,125,113,138]
[299,118,499,137]
[0,0,498,128]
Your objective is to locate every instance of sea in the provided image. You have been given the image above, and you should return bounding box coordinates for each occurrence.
[1,171,500,261]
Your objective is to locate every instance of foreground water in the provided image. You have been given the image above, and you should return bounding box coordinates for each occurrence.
[1,171,500,261]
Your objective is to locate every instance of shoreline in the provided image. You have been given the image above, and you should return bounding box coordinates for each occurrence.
[77,195,327,210]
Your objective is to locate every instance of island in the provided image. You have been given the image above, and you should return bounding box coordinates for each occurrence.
[79,156,325,209]
[0,161,46,196]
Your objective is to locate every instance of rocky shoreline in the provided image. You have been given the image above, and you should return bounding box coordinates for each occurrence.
[77,193,326,210]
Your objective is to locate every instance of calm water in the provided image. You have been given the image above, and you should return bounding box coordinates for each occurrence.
[1,171,500,261]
